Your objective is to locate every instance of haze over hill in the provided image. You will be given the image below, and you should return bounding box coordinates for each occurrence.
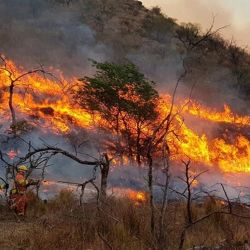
[142,0,250,47]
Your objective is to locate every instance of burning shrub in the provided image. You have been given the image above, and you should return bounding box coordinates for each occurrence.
[76,61,159,166]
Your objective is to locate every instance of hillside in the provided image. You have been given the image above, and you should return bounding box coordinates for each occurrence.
[0,0,249,111]
[67,0,250,107]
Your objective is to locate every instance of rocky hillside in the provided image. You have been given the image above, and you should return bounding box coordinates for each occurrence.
[0,0,249,110]
[52,0,250,111]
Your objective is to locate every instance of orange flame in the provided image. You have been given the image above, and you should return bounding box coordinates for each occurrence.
[42,180,57,187]
[128,190,147,203]
[185,101,250,126]
[0,58,250,174]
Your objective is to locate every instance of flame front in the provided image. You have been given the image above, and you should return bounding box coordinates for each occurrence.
[0,59,95,133]
[0,58,250,173]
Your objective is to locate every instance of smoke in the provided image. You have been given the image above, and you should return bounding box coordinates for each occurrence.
[0,0,246,111]
[142,0,250,48]
[0,129,98,183]
[0,0,113,76]
[109,163,250,202]
[137,0,249,116]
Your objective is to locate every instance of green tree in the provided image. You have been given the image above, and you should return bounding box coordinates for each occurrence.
[76,61,159,165]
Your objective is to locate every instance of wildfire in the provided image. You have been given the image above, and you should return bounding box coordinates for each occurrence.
[110,187,147,203]
[0,59,95,133]
[0,58,250,174]
[185,101,250,127]
[128,190,147,203]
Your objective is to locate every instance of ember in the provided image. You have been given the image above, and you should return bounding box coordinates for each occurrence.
[128,191,147,203]
[110,187,147,203]
[7,149,18,160]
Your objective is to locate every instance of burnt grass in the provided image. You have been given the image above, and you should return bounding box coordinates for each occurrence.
[0,191,250,250]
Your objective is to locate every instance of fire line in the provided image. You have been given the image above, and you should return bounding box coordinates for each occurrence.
[0,59,250,173]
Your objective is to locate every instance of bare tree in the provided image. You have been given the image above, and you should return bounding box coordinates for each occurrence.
[57,177,99,206]
[0,139,112,199]
[175,16,228,52]
[144,55,188,236]
[169,160,250,250]
[144,18,228,242]
[145,19,217,237]
[0,55,53,134]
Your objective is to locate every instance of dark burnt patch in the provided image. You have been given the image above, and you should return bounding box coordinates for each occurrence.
[40,107,54,116]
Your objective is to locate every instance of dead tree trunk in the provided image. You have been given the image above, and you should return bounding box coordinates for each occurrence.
[158,140,171,245]
[9,81,16,129]
[147,140,155,235]
[179,228,187,250]
[136,124,142,167]
[100,153,110,199]
[185,161,193,224]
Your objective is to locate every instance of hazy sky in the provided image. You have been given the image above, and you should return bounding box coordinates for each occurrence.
[142,0,250,47]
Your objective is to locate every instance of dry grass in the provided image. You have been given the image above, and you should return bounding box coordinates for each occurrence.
[0,191,250,250]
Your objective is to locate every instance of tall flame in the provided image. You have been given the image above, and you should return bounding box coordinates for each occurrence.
[0,58,250,173]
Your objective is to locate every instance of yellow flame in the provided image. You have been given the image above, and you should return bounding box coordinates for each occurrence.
[0,58,250,173]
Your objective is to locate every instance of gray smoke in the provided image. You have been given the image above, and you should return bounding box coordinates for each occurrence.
[0,0,246,111]
[0,0,112,76]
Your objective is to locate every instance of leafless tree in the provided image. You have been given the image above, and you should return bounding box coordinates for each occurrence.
[57,177,99,206]
[143,53,188,236]
[0,55,53,134]
[144,17,228,241]
[0,139,112,199]
[175,16,228,52]
[147,17,217,237]
[168,160,250,250]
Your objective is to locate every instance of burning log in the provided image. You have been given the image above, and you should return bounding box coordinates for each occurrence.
[39,107,54,116]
